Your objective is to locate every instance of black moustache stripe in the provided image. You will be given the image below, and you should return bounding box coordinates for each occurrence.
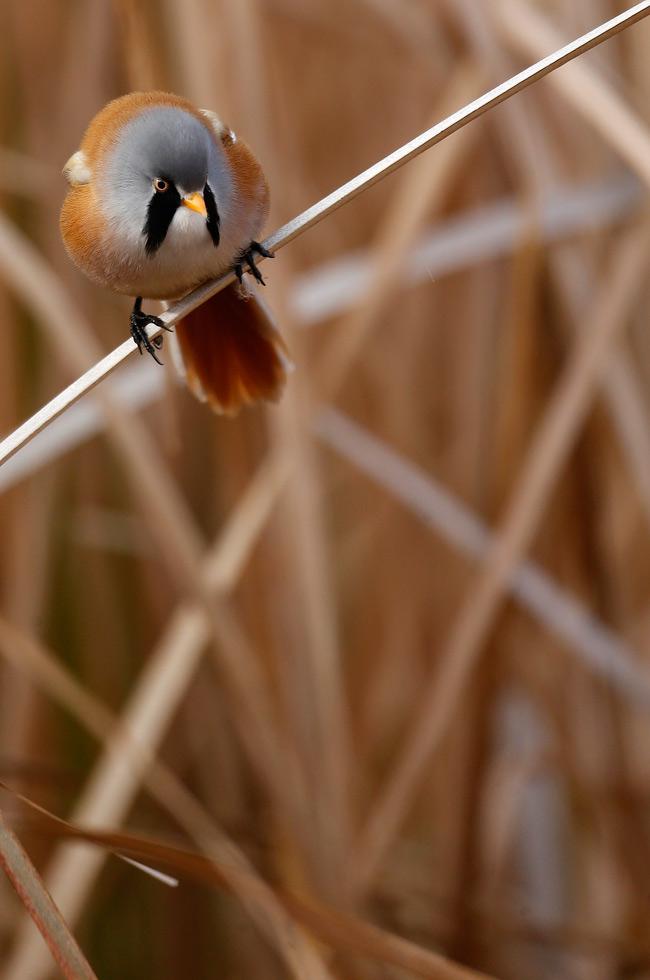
[143,182,181,256]
[204,182,220,248]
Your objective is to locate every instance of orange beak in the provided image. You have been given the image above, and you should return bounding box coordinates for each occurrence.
[182,192,207,218]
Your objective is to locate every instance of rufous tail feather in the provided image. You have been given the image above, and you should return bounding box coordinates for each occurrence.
[172,283,291,415]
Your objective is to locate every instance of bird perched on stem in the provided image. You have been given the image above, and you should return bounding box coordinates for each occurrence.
[60,91,291,415]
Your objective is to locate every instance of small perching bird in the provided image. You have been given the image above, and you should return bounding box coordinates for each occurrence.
[60,91,291,415]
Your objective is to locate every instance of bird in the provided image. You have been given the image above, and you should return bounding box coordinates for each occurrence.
[60,91,291,415]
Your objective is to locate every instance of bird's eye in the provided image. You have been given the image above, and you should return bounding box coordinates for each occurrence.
[153,178,170,193]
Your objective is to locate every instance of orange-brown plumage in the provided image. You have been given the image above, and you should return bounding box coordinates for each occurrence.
[60,183,108,286]
[60,91,288,414]
[175,284,290,415]
[223,135,270,228]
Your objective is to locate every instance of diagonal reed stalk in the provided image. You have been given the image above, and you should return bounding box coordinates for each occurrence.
[0,0,648,468]
[0,809,98,980]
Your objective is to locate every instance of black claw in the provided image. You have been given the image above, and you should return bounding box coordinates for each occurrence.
[234,240,274,287]
[130,298,169,364]
[252,241,274,259]
[247,259,266,286]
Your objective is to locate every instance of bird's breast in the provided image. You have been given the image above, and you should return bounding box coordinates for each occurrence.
[128,209,229,299]
[62,172,267,301]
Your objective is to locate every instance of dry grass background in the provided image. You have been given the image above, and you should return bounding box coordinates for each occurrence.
[1,0,650,978]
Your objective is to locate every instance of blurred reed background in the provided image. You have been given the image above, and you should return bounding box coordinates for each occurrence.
[1,1,650,978]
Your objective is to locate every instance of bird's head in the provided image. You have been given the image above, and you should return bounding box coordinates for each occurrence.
[65,104,225,258]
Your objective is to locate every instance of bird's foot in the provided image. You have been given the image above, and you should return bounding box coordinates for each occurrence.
[130,299,170,365]
[234,241,274,287]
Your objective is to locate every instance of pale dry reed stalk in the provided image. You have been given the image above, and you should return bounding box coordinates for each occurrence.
[1,0,648,468]
[0,178,636,494]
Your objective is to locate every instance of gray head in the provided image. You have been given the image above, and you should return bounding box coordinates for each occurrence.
[100,106,231,256]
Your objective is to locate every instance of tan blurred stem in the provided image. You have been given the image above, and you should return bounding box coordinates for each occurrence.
[221,0,275,152]
[0,475,57,834]
[353,219,650,893]
[0,809,97,980]
[269,339,352,899]
[0,148,55,198]
[0,618,334,980]
[160,0,216,104]
[113,0,161,91]
[495,0,650,185]
[319,62,482,397]
[481,0,650,532]
[281,890,493,980]
[356,0,451,62]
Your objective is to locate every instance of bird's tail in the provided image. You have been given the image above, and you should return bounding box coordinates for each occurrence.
[171,282,292,415]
